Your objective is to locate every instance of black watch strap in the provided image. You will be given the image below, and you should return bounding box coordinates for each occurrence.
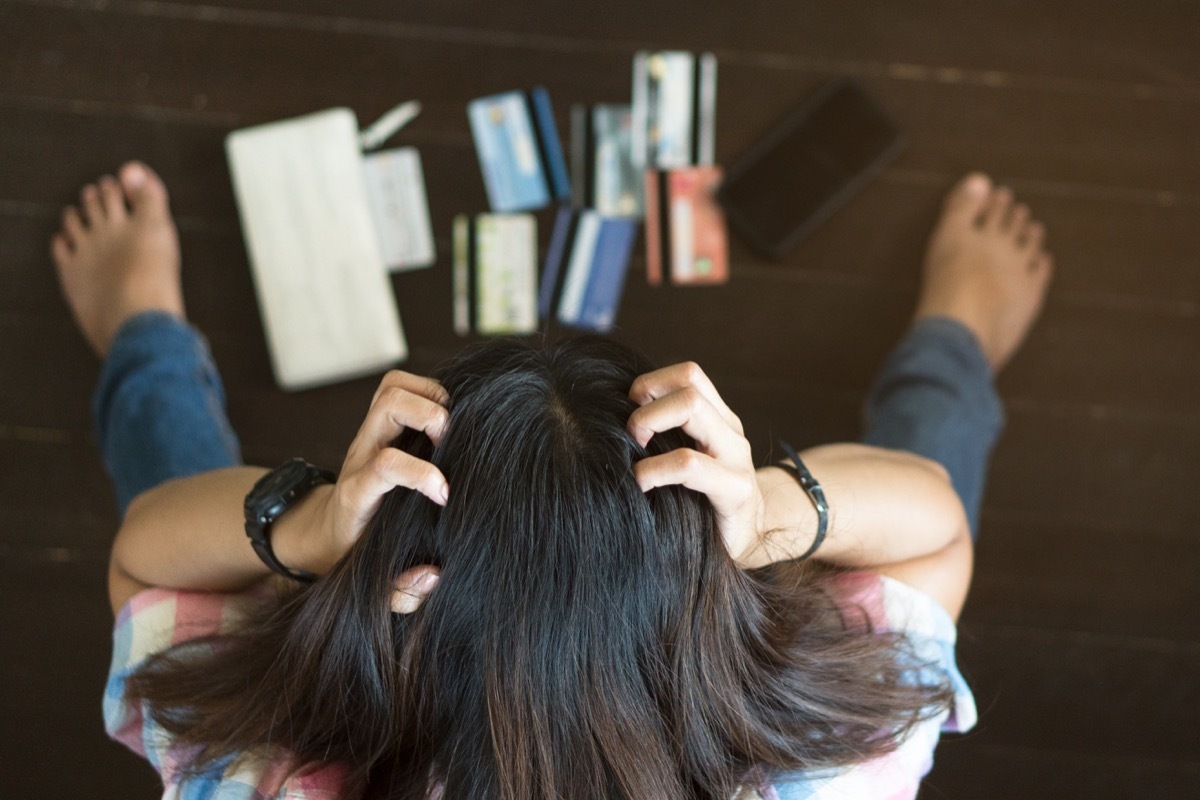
[244,458,337,583]
[778,440,829,561]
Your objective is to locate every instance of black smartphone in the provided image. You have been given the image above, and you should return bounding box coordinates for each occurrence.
[717,78,904,259]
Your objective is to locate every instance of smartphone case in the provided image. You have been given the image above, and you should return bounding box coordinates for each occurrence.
[716,77,905,260]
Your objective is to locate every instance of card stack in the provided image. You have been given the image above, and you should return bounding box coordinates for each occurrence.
[644,166,727,286]
[456,87,570,336]
[633,50,729,286]
[632,51,717,170]
[463,86,640,336]
[550,102,643,333]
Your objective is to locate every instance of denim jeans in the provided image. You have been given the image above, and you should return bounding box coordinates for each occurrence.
[861,316,1004,539]
[93,312,241,514]
[94,313,1002,536]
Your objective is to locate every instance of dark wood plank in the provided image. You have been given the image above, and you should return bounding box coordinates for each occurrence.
[0,97,241,218]
[8,128,1199,325]
[955,623,1200,760]
[967,514,1200,640]
[0,439,118,548]
[986,409,1200,535]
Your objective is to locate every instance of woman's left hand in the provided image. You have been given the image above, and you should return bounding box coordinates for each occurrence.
[626,362,765,566]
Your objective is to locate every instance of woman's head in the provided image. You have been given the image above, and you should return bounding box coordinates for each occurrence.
[131,336,951,800]
[332,336,740,796]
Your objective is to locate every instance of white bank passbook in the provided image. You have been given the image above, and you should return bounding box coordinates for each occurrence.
[226,108,408,390]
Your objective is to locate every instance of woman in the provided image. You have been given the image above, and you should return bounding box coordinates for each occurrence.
[54,163,1052,798]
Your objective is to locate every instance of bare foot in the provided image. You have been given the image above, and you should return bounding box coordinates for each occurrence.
[50,162,185,356]
[914,172,1054,371]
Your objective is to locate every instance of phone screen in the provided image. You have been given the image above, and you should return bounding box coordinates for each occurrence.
[718,80,902,256]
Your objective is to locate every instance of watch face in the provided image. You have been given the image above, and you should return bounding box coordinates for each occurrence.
[246,458,311,527]
[244,459,330,583]
[255,458,309,498]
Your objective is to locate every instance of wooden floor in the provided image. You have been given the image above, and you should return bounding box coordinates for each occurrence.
[2,1,1198,796]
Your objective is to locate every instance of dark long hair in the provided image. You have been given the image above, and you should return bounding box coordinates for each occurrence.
[127,337,952,799]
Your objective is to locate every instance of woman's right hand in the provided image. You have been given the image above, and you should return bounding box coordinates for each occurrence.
[110,370,451,614]
[299,370,450,610]
[626,362,766,566]
[324,370,451,552]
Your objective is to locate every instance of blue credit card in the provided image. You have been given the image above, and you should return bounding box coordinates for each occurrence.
[468,88,569,212]
[540,209,637,332]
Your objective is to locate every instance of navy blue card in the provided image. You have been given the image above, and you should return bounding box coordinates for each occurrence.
[539,208,637,332]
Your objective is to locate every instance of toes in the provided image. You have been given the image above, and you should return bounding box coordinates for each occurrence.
[981,186,1014,231]
[119,161,171,218]
[62,206,85,244]
[1010,203,1031,236]
[943,172,992,223]
[98,175,127,221]
[1022,220,1046,252]
[50,232,73,265]
[80,184,103,226]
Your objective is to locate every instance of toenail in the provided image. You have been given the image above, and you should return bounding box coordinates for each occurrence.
[123,164,147,188]
[963,174,990,195]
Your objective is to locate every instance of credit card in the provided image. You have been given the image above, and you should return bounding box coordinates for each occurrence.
[468,88,569,212]
[452,214,472,335]
[539,205,577,319]
[362,147,436,271]
[644,166,728,286]
[540,207,637,332]
[453,213,538,335]
[570,104,643,216]
[632,51,717,170]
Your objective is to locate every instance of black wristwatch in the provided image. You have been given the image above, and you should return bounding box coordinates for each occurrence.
[244,458,337,583]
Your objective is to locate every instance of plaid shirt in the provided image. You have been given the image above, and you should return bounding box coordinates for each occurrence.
[105,573,974,800]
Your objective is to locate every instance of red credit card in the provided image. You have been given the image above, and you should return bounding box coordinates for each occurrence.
[644,166,728,286]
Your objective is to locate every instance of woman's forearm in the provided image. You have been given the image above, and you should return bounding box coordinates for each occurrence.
[741,443,969,570]
[110,466,334,596]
